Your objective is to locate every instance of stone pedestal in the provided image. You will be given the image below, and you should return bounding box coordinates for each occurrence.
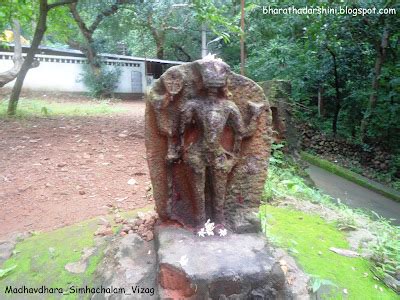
[155,226,288,299]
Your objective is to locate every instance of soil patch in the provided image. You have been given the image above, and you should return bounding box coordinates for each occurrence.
[0,99,152,240]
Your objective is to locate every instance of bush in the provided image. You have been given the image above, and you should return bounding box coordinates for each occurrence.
[81,63,121,98]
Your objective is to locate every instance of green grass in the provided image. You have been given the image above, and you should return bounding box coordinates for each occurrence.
[0,99,126,118]
[260,205,398,299]
[0,205,154,299]
[301,151,400,203]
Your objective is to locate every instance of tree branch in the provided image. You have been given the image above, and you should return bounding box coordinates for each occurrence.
[69,3,91,37]
[172,43,191,62]
[164,26,181,31]
[48,0,77,10]
[89,0,130,33]
[0,20,38,88]
[146,13,159,41]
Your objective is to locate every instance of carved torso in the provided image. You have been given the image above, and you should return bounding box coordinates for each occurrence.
[182,97,242,151]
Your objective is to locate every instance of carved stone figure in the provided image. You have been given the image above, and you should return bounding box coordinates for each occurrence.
[148,67,184,161]
[145,56,272,230]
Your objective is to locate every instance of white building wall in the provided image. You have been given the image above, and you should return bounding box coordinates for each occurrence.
[0,52,146,94]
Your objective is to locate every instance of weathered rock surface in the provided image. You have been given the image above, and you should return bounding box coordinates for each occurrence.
[230,208,262,233]
[0,232,30,266]
[155,226,290,299]
[260,80,296,150]
[93,234,158,299]
[65,247,96,274]
[274,249,310,300]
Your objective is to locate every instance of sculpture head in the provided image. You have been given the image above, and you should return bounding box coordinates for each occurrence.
[197,55,230,89]
[162,67,184,96]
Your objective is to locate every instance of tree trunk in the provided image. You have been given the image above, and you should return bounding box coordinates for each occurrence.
[156,42,164,59]
[360,28,389,142]
[83,35,100,74]
[68,3,100,74]
[6,0,77,115]
[69,1,127,74]
[317,85,324,117]
[173,43,191,61]
[8,1,48,115]
[0,20,24,87]
[327,47,341,137]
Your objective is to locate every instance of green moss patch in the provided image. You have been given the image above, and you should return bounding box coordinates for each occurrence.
[0,219,100,299]
[301,151,400,203]
[0,205,154,299]
[260,205,398,299]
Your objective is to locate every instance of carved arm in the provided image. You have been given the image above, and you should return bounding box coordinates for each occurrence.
[227,103,246,155]
[243,101,265,138]
[150,91,172,137]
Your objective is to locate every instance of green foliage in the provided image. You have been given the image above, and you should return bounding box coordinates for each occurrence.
[80,64,121,98]
[219,0,400,151]
[191,0,240,43]
[0,1,76,45]
[0,98,126,118]
[301,151,400,202]
[46,5,77,46]
[266,144,333,205]
[0,1,36,32]
[369,212,400,292]
[93,0,241,61]
[309,275,337,294]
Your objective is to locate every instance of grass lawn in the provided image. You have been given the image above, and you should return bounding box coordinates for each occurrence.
[0,99,126,118]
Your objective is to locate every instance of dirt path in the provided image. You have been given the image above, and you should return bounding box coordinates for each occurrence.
[306,164,400,225]
[0,101,153,239]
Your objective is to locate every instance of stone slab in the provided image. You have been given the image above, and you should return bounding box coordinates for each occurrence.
[93,234,158,299]
[155,226,288,299]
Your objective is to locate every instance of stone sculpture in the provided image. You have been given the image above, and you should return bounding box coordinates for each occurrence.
[145,55,273,230]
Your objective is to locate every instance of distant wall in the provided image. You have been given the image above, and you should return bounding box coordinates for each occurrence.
[0,52,147,94]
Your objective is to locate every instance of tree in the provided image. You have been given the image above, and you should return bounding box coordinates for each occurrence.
[68,0,134,96]
[359,12,392,142]
[6,0,78,116]
[68,0,136,72]
[227,0,399,152]
[0,20,35,87]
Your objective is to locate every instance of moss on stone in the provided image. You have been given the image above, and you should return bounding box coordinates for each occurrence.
[0,205,154,299]
[260,205,398,299]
